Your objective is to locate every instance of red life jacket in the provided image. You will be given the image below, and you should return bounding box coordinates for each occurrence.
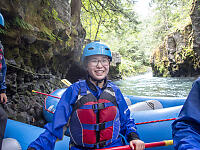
[68,80,120,149]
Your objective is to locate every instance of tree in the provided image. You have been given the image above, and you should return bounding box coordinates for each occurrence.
[81,0,138,41]
[149,0,193,43]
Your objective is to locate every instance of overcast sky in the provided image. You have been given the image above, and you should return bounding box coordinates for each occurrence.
[134,0,152,18]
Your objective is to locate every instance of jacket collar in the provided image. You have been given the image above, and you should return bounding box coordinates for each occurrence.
[86,77,108,92]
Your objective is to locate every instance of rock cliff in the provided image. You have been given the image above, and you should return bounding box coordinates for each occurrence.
[151,0,200,77]
[0,0,121,126]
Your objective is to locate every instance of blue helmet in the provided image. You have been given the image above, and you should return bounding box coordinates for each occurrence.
[0,13,4,27]
[81,42,112,63]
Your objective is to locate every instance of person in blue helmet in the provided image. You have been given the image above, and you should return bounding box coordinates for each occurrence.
[0,13,8,150]
[28,42,145,150]
[172,77,200,149]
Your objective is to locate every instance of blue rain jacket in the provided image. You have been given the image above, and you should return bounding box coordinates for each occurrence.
[172,77,200,150]
[29,80,139,150]
[0,41,7,93]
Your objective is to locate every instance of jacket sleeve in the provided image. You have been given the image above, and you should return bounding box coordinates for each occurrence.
[115,88,140,142]
[28,85,77,150]
[172,77,200,150]
[0,57,7,93]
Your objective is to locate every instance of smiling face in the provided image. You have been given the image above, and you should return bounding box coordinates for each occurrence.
[86,55,110,81]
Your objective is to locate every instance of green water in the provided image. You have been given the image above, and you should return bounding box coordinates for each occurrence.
[114,72,196,97]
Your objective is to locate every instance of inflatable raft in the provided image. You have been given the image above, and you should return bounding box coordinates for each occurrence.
[43,88,186,122]
[4,119,70,150]
[133,105,182,150]
[4,88,186,150]
[125,95,186,108]
[5,105,183,150]
[5,106,182,150]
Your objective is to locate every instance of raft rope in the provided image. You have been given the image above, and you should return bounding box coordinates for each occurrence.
[6,62,64,88]
[32,90,178,123]
[135,118,177,125]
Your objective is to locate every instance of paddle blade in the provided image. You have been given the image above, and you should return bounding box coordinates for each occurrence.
[61,79,72,87]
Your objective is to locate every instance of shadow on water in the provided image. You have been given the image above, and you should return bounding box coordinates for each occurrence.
[114,72,197,97]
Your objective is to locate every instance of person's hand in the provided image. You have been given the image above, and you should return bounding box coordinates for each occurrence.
[0,93,7,104]
[130,139,145,150]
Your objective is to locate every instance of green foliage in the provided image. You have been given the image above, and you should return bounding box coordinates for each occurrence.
[148,0,193,45]
[158,65,165,74]
[81,0,149,76]
[81,0,151,74]
[40,8,65,42]
[0,28,6,35]
[41,0,50,6]
[119,57,147,77]
[80,0,193,77]
[43,9,51,20]
[119,58,136,77]
[179,46,200,70]
[81,0,138,40]
[13,17,33,30]
[193,56,200,69]
[39,26,56,42]
[181,47,194,60]
[42,8,65,25]
[52,8,64,24]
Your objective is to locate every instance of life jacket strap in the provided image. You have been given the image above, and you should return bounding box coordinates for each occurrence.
[82,120,114,131]
[79,80,87,96]
[94,139,112,149]
[79,102,114,110]
[70,139,112,149]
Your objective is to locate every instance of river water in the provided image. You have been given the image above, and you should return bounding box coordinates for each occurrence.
[114,72,197,97]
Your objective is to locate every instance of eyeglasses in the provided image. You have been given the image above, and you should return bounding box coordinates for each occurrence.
[88,58,110,67]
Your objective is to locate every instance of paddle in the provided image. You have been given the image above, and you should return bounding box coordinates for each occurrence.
[61,79,72,87]
[32,90,61,99]
[96,140,173,150]
[32,79,71,98]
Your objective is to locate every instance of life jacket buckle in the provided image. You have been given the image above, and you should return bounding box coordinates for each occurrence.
[95,122,106,131]
[92,103,105,110]
[94,141,107,149]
